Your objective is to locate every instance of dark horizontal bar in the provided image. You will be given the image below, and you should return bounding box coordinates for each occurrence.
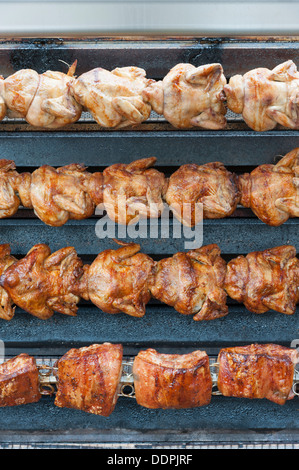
[0,38,299,79]
[0,130,298,168]
[1,305,298,354]
[0,217,298,256]
[0,392,297,436]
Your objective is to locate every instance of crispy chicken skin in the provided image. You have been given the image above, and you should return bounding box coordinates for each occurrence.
[0,244,84,319]
[224,60,299,131]
[133,348,212,409]
[0,61,82,128]
[165,162,240,226]
[75,241,156,318]
[217,344,299,405]
[103,157,168,225]
[240,147,299,226]
[0,244,17,320]
[150,244,228,320]
[0,159,31,218]
[225,245,299,314]
[30,164,97,227]
[143,63,227,129]
[0,354,41,407]
[71,66,153,128]
[54,343,123,416]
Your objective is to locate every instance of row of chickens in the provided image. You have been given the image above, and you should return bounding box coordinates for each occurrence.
[2,148,299,227]
[0,240,298,322]
[0,342,298,416]
[0,60,299,132]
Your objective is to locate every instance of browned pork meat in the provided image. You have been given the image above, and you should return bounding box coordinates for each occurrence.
[54,343,123,416]
[133,348,212,409]
[0,354,41,407]
[217,343,299,405]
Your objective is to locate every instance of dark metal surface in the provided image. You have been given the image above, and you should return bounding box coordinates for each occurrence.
[0,37,298,447]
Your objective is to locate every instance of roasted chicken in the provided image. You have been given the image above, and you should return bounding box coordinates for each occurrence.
[240,147,299,226]
[224,60,299,131]
[143,63,227,129]
[0,61,82,128]
[75,241,156,318]
[0,353,41,407]
[217,343,299,405]
[165,162,240,226]
[103,157,167,225]
[30,164,99,226]
[133,348,212,409]
[0,244,84,319]
[225,245,299,314]
[0,244,17,320]
[54,343,123,416]
[150,244,228,320]
[71,66,153,128]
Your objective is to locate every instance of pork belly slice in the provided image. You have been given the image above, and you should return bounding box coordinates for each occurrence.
[133,348,212,409]
[217,343,299,405]
[0,353,41,407]
[54,343,123,416]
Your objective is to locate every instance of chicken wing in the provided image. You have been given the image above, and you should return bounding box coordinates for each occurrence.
[0,244,17,320]
[224,60,299,131]
[0,353,41,407]
[54,343,123,416]
[133,348,212,409]
[165,162,240,226]
[0,244,84,319]
[71,66,153,128]
[240,147,299,226]
[143,63,227,129]
[0,61,82,128]
[75,241,156,318]
[217,343,299,405]
[225,245,299,314]
[150,244,228,320]
[103,157,167,225]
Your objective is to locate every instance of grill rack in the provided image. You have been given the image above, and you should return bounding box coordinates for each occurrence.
[0,36,299,448]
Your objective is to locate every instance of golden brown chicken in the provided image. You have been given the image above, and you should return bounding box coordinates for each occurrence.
[224,60,299,131]
[150,244,228,320]
[217,343,299,405]
[240,147,299,226]
[74,241,156,318]
[102,157,167,225]
[0,244,17,320]
[71,66,153,128]
[0,353,41,407]
[165,162,240,226]
[0,61,82,128]
[54,343,123,416]
[225,245,299,315]
[30,164,99,227]
[0,159,31,218]
[143,63,227,129]
[0,244,84,319]
[133,348,212,409]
